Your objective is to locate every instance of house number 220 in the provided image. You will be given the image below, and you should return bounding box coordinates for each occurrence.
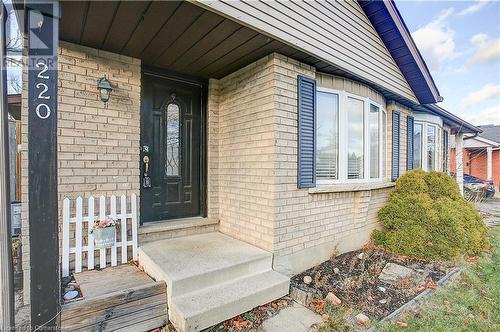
[34,61,51,119]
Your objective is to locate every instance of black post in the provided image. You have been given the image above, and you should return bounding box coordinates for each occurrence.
[26,1,60,330]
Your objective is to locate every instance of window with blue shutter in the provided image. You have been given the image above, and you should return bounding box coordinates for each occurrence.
[391,112,400,181]
[407,116,414,170]
[297,75,316,188]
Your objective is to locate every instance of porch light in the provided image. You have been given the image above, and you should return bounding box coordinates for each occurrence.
[97,76,112,103]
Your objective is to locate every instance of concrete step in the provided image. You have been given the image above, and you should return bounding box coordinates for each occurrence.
[138,232,273,299]
[170,270,290,332]
[138,217,219,244]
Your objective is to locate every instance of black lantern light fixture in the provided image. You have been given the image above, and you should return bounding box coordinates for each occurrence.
[97,76,112,103]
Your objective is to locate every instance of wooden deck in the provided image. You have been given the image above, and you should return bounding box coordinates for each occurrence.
[61,264,168,331]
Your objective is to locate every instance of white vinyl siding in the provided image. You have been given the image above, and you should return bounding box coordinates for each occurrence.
[196,0,418,103]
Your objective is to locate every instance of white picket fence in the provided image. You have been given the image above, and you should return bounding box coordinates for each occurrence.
[62,194,138,277]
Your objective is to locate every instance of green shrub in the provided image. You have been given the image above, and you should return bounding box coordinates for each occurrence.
[373,169,489,260]
[424,171,462,201]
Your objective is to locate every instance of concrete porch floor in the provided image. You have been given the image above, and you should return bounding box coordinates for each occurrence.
[138,232,290,332]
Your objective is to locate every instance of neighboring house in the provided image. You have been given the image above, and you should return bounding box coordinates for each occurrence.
[15,1,480,331]
[450,125,500,189]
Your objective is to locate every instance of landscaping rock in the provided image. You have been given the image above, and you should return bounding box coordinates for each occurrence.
[333,267,340,274]
[357,253,365,260]
[355,313,370,325]
[379,299,387,304]
[325,292,342,306]
[64,285,75,293]
[378,286,386,293]
[303,275,312,284]
[289,286,321,306]
[61,276,72,287]
[63,290,78,301]
[379,263,417,284]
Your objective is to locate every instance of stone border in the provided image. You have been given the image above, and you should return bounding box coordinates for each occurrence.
[289,284,321,307]
[367,266,465,331]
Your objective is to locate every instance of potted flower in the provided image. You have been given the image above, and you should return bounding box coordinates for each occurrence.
[91,217,117,249]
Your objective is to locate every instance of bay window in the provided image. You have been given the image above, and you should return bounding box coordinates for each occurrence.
[316,88,386,184]
[369,104,380,178]
[316,92,339,180]
[427,125,436,171]
[347,97,364,179]
[413,123,423,169]
[412,115,443,172]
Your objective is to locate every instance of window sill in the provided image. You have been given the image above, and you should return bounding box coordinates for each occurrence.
[308,182,395,194]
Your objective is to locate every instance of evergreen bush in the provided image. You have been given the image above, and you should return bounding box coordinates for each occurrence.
[374,169,489,260]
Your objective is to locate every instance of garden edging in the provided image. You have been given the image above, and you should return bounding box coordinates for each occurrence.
[368,266,465,331]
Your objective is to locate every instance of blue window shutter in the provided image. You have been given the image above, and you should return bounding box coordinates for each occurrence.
[297,75,316,188]
[407,116,414,170]
[391,112,400,181]
[443,130,449,172]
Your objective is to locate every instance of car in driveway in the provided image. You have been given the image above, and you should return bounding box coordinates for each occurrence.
[451,173,497,199]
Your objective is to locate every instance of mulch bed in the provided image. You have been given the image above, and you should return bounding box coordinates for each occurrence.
[291,246,453,320]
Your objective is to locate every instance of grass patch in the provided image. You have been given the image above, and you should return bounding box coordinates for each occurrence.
[318,303,356,332]
[378,226,500,331]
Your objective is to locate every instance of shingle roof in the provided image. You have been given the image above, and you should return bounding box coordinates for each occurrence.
[478,125,500,144]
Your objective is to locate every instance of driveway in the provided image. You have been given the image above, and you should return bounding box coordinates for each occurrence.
[475,197,500,226]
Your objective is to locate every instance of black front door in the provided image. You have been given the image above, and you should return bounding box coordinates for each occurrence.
[141,73,202,222]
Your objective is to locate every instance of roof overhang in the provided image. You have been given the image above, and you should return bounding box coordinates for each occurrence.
[358,0,442,105]
[464,135,500,147]
[422,104,481,134]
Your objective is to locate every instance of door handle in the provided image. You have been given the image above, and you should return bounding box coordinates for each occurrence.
[143,155,150,175]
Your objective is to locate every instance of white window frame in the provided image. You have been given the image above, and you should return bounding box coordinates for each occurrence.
[415,121,442,172]
[316,87,387,185]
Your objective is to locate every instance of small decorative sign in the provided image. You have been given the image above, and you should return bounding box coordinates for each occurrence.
[92,218,117,249]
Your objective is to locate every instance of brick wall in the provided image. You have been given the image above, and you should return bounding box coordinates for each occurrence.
[207,79,220,220]
[213,55,279,251]
[450,147,500,188]
[207,54,396,271]
[271,61,392,274]
[21,42,141,303]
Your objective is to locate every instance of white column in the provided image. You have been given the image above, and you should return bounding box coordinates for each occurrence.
[487,146,493,181]
[455,133,464,195]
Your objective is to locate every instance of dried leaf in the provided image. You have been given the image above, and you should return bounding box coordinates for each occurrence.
[228,316,253,330]
[309,299,325,313]
[396,321,408,328]
[426,280,438,289]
